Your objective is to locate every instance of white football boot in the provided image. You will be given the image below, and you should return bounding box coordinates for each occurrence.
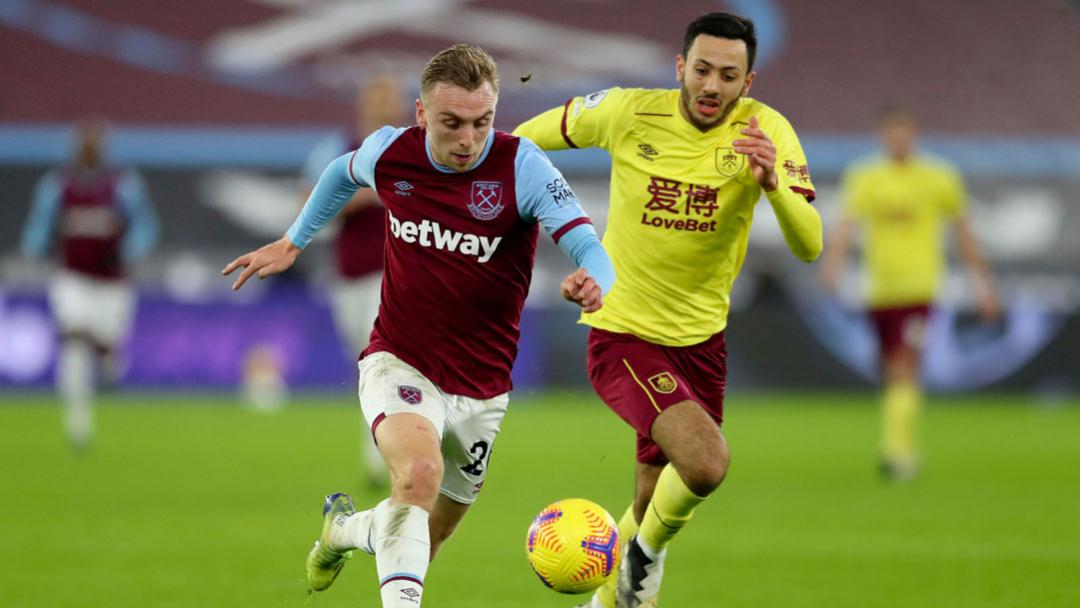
[616,535,665,607]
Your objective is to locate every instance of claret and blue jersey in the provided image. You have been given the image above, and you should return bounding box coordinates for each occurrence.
[287,126,615,399]
[20,166,159,279]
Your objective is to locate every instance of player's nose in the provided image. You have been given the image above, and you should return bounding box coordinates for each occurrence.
[459,126,479,148]
[700,74,722,96]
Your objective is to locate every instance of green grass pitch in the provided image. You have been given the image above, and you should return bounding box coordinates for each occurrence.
[1,391,1078,607]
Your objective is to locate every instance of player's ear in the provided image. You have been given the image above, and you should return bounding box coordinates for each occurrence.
[415,98,426,128]
[675,54,686,83]
[742,71,756,96]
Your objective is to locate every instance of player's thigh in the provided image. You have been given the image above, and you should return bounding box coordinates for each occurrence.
[586,329,699,440]
[438,393,509,505]
[374,412,443,473]
[48,272,93,337]
[358,350,449,491]
[651,401,727,466]
[87,279,136,347]
[358,351,448,438]
[873,305,929,383]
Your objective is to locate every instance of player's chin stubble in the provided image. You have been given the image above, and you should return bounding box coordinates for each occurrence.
[680,85,740,132]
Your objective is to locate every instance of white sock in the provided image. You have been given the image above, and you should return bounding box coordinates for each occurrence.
[328,500,383,554]
[57,340,95,447]
[374,501,430,607]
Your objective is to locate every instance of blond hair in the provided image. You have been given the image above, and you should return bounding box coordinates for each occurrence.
[420,44,500,96]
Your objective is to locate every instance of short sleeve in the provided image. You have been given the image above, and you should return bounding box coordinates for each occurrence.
[349,126,407,188]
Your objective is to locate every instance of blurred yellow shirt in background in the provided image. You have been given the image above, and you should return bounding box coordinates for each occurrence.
[842,156,965,308]
[515,87,815,346]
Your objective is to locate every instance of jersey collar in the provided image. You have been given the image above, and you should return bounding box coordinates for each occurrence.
[424,129,496,174]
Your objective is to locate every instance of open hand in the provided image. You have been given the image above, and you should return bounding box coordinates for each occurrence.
[733,115,778,191]
[222,236,302,290]
[560,268,603,313]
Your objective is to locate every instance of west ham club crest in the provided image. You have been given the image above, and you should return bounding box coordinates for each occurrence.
[468,181,504,220]
[398,385,423,405]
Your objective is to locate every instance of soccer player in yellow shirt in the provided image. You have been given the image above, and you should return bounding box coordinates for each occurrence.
[515,12,822,607]
[821,107,999,481]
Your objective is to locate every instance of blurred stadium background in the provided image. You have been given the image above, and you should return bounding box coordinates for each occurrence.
[1,1,1078,607]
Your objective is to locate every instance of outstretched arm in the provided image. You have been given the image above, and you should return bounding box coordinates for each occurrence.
[954,217,1000,321]
[223,152,361,290]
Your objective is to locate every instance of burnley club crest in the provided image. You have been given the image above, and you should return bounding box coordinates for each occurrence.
[468,181,504,220]
[715,147,745,178]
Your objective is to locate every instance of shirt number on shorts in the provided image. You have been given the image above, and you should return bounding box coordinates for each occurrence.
[460,440,490,476]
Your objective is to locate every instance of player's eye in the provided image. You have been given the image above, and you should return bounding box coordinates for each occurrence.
[443,121,460,129]
[695,68,707,76]
[475,120,490,128]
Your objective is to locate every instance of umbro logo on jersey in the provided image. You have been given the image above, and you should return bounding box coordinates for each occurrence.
[637,143,659,161]
[387,209,503,263]
[393,181,414,196]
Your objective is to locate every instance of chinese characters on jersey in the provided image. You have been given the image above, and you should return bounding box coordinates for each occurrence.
[641,176,720,232]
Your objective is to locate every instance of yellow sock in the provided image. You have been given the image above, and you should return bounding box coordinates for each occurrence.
[638,464,706,554]
[881,381,922,464]
[595,505,638,607]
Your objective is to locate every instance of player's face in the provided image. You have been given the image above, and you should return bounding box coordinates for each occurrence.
[880,117,917,161]
[358,77,405,135]
[676,35,755,131]
[416,81,497,172]
[74,120,108,169]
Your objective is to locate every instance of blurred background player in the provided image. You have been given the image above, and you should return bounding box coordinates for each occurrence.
[19,118,159,451]
[300,76,407,487]
[515,12,821,608]
[820,106,1000,481]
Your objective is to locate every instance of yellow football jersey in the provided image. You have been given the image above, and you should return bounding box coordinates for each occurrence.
[515,87,816,346]
[842,156,966,308]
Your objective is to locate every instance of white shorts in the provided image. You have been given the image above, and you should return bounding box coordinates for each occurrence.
[358,350,509,505]
[48,271,135,347]
[330,272,382,357]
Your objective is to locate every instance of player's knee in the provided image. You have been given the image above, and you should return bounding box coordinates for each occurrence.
[394,455,443,502]
[681,445,730,496]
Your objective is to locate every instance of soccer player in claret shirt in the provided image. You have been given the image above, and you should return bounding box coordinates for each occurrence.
[20,118,159,452]
[820,107,999,481]
[224,44,614,607]
[515,12,822,607]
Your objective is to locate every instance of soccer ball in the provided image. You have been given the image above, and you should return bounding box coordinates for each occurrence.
[525,498,621,594]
